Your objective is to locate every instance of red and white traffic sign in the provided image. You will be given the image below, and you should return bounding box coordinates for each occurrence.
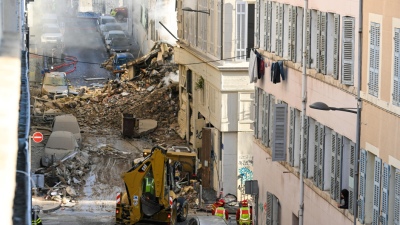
[32,132,44,143]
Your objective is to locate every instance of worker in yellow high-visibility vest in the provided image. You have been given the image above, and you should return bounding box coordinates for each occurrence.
[236,199,252,225]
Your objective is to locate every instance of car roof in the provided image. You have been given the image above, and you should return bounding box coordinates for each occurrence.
[100,15,115,20]
[44,72,66,77]
[46,131,77,149]
[53,115,80,134]
[108,30,125,34]
[188,216,228,225]
[115,52,134,58]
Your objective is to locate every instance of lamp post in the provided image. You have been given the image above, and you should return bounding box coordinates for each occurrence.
[309,101,361,225]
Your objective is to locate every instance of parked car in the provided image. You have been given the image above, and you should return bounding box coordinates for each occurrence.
[99,23,123,39]
[108,37,132,54]
[187,216,228,225]
[112,52,134,78]
[104,30,127,48]
[52,114,82,145]
[40,131,79,167]
[41,23,64,48]
[96,15,117,32]
[41,13,59,25]
[41,72,69,99]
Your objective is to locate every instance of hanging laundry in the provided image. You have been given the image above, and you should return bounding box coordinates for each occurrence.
[248,50,258,83]
[255,51,265,79]
[271,62,281,84]
[278,61,285,80]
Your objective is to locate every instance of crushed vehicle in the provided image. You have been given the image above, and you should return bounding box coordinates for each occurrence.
[41,72,70,99]
[116,146,189,225]
[112,52,134,78]
[52,114,83,145]
[40,131,79,167]
[108,37,132,55]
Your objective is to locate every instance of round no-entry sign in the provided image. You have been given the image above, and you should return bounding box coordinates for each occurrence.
[32,132,44,143]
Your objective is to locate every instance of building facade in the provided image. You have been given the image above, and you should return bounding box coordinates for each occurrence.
[252,0,359,224]
[174,0,255,198]
[358,1,400,225]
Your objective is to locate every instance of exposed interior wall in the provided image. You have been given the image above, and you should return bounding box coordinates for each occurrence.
[222,132,238,196]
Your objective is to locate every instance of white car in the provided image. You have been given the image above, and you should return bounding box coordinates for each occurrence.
[41,72,69,99]
[41,131,79,167]
[104,30,127,48]
[41,23,64,47]
[52,114,82,145]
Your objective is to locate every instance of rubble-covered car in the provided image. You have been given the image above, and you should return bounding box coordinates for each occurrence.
[108,37,132,54]
[52,114,83,145]
[40,131,79,167]
[41,72,70,99]
[187,216,228,225]
[104,30,127,48]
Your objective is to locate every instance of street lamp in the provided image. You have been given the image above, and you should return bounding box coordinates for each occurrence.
[309,101,361,225]
[182,7,210,15]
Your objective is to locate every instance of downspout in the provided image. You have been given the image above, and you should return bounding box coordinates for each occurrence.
[221,0,224,60]
[354,0,363,224]
[299,0,308,224]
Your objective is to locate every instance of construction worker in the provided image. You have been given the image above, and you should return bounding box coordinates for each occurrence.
[110,8,116,17]
[212,199,229,220]
[31,208,42,225]
[236,199,252,225]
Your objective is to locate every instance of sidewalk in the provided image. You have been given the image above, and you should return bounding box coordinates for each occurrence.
[32,196,61,213]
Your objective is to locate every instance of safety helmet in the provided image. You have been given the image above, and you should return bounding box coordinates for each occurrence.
[218,198,225,207]
[241,199,248,207]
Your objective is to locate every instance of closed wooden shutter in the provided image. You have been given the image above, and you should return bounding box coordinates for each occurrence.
[288,6,293,61]
[348,142,356,215]
[262,92,269,146]
[236,2,246,60]
[316,11,321,72]
[306,10,311,68]
[372,157,382,225]
[272,104,287,161]
[266,192,273,225]
[288,107,295,166]
[318,124,325,189]
[333,14,340,79]
[342,17,355,85]
[368,22,380,97]
[291,7,297,62]
[209,0,215,54]
[269,96,275,148]
[393,28,400,106]
[335,134,343,202]
[266,1,272,52]
[330,131,337,199]
[394,169,400,225]
[381,163,390,225]
[254,87,259,138]
[320,12,327,74]
[255,0,260,48]
[302,116,309,177]
[358,149,368,224]
[313,122,320,185]
[217,0,222,57]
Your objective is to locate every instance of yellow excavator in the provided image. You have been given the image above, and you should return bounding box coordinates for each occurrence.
[115,146,190,225]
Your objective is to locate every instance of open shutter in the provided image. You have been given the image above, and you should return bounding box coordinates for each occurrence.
[372,157,382,225]
[291,7,297,62]
[272,104,287,161]
[255,0,260,48]
[279,4,283,57]
[236,2,246,60]
[368,22,381,97]
[302,116,309,177]
[269,96,275,148]
[330,131,337,199]
[348,142,356,215]
[275,4,280,56]
[318,124,325,189]
[381,163,390,225]
[306,10,311,68]
[393,28,400,106]
[288,107,295,166]
[288,6,293,61]
[316,11,321,72]
[266,192,273,225]
[394,169,400,225]
[313,122,320,185]
[266,1,272,52]
[262,92,270,146]
[264,2,267,50]
[359,149,367,224]
[333,14,340,79]
[254,88,259,138]
[335,134,343,202]
[217,0,222,57]
[209,0,215,54]
[320,12,327,74]
[342,17,355,85]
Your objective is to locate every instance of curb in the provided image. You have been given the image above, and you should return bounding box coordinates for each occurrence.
[41,202,62,213]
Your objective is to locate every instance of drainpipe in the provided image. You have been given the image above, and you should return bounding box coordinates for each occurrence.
[299,0,308,224]
[220,0,223,60]
[354,0,363,224]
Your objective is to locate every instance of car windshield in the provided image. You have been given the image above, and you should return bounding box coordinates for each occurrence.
[43,75,67,86]
[102,18,116,24]
[43,26,60,33]
[108,33,125,39]
[105,25,122,32]
[111,38,130,46]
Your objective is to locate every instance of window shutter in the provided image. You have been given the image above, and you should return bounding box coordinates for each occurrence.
[255,0,260,48]
[348,142,356,215]
[381,163,390,225]
[288,5,293,60]
[291,7,297,62]
[333,14,340,79]
[330,131,337,199]
[302,116,309,177]
[318,124,325,189]
[278,4,283,57]
[359,149,368,224]
[236,2,246,60]
[335,134,343,202]
[272,104,287,161]
[264,2,267,50]
[393,28,400,106]
[368,22,380,97]
[209,0,215,54]
[316,11,321,72]
[288,107,295,166]
[266,1,272,52]
[217,0,222,57]
[394,169,400,225]
[320,12,327,74]
[313,122,320,185]
[269,96,275,147]
[306,10,311,68]
[262,92,269,146]
[372,157,382,225]
[342,17,355,85]
[266,192,273,225]
[254,88,259,138]
[275,4,280,56]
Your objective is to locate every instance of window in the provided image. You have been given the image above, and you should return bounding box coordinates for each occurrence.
[209,0,215,54]
[236,1,247,60]
[326,13,340,79]
[288,109,305,170]
[393,28,400,106]
[313,122,325,189]
[261,92,271,147]
[295,7,304,63]
[394,168,400,225]
[341,17,355,85]
[330,131,343,202]
[305,9,311,68]
[266,192,280,225]
[316,11,327,74]
[198,0,208,51]
[217,0,222,57]
[264,1,272,52]
[255,0,260,48]
[287,5,297,62]
[372,157,382,225]
[275,3,284,57]
[368,22,381,97]
[272,103,287,161]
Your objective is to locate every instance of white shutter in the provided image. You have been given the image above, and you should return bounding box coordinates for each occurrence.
[349,142,356,215]
[316,11,321,72]
[330,131,337,199]
[291,7,297,62]
[333,14,340,79]
[255,0,260,48]
[209,0,215,54]
[381,163,390,225]
[217,0,222,57]
[266,192,273,225]
[394,169,400,225]
[275,4,280,56]
[369,22,381,97]
[393,28,400,106]
[342,17,355,85]
[278,4,283,56]
[272,104,287,161]
[335,134,343,202]
[236,2,246,60]
[254,87,259,138]
[269,96,275,148]
[306,10,311,68]
[266,1,272,52]
[313,122,320,185]
[372,157,382,225]
[264,2,267,50]
[288,107,295,166]
[288,6,293,60]
[359,149,367,224]
[320,12,327,74]
[262,92,269,146]
[302,116,309,177]
[318,125,325,189]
